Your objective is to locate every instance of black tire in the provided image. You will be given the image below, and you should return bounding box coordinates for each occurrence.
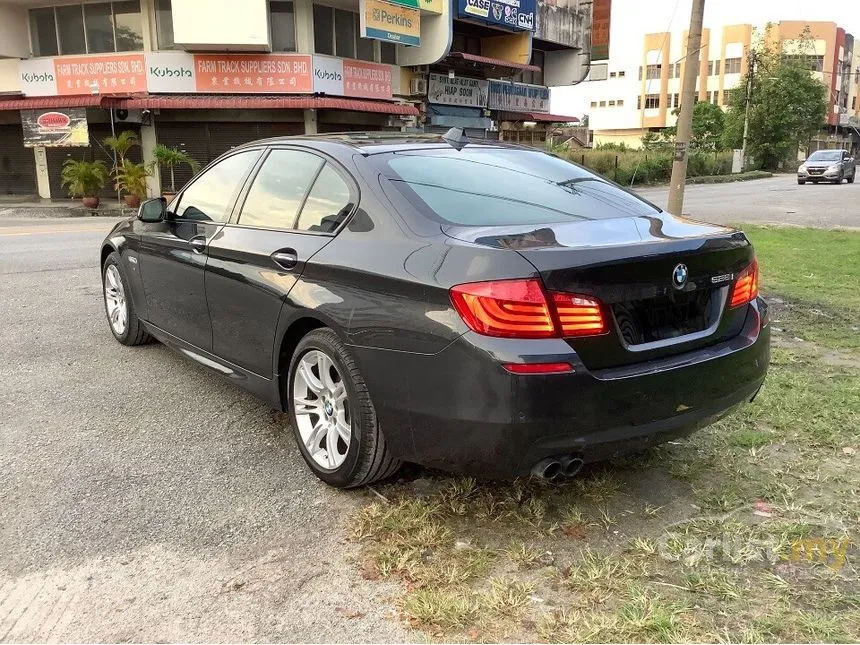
[835,172,844,184]
[797,179,805,185]
[102,251,151,346]
[848,174,855,184]
[287,328,401,488]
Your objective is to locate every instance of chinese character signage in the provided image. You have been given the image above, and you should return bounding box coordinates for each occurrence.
[194,54,312,93]
[591,0,611,60]
[19,53,396,101]
[54,54,146,95]
[360,0,420,46]
[428,73,489,108]
[487,80,550,112]
[458,0,535,31]
[21,108,89,147]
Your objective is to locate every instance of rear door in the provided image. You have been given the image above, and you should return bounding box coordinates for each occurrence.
[136,148,262,350]
[205,147,357,377]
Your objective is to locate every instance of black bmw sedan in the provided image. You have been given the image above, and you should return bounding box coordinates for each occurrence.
[100,132,770,488]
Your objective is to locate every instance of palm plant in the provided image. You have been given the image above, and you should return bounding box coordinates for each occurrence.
[60,159,109,201]
[102,130,139,165]
[153,144,201,194]
[113,158,150,207]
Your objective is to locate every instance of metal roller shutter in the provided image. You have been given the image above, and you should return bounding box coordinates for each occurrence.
[155,121,303,192]
[0,125,37,196]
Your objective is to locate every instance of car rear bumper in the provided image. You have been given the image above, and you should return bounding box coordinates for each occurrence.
[351,298,770,479]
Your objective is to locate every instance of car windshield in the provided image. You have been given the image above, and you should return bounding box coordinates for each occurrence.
[807,151,843,162]
[371,147,660,227]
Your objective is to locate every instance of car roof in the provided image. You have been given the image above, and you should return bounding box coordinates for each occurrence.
[234,131,534,156]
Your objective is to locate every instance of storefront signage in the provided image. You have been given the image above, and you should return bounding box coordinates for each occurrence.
[194,54,312,93]
[55,54,146,96]
[457,0,535,31]
[312,56,393,99]
[419,0,443,13]
[428,73,489,108]
[487,80,550,112]
[21,108,89,147]
[19,53,397,101]
[360,0,421,47]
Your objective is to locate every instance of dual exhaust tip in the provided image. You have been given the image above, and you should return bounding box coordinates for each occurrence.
[532,455,584,480]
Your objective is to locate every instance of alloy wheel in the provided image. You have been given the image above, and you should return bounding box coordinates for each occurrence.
[292,349,351,469]
[104,265,128,336]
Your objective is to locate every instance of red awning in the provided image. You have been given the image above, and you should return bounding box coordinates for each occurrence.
[113,94,419,115]
[504,112,580,123]
[443,52,541,73]
[0,93,418,115]
[0,95,110,110]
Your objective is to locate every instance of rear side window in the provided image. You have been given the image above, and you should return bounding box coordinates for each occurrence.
[238,149,323,229]
[296,163,354,233]
[373,148,659,226]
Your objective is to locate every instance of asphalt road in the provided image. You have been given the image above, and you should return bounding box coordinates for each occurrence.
[0,216,412,642]
[0,175,855,641]
[635,173,859,229]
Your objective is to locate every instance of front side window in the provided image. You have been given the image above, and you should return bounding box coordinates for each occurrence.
[174,150,261,223]
[724,57,742,74]
[646,64,661,80]
[373,148,658,227]
[28,2,144,55]
[644,94,660,109]
[238,150,323,230]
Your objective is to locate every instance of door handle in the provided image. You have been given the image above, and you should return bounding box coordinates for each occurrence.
[271,249,298,270]
[189,236,207,253]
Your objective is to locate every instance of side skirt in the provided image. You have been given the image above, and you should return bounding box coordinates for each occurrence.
[141,321,282,409]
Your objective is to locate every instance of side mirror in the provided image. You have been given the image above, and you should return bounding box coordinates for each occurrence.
[138,197,166,223]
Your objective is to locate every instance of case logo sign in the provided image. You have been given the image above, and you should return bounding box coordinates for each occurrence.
[360,0,421,46]
[463,0,490,17]
[458,0,534,31]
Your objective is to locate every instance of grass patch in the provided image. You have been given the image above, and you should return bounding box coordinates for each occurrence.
[350,226,860,642]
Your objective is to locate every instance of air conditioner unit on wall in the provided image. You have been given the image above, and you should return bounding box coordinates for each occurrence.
[113,109,143,124]
[409,78,428,96]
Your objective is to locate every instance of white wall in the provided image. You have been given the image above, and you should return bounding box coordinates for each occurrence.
[0,4,29,59]
[172,0,271,51]
[0,59,21,93]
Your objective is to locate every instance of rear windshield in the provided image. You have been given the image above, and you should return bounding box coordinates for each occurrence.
[371,147,660,226]
[808,150,843,162]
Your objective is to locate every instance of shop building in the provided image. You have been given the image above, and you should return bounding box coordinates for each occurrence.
[0,0,591,198]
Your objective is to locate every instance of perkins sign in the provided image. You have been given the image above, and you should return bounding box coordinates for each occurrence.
[360,0,421,46]
[458,0,535,31]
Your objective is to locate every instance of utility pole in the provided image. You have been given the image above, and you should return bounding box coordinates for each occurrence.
[740,50,756,171]
[667,0,706,216]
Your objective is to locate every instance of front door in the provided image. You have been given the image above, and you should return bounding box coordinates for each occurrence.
[206,147,357,377]
[136,148,262,350]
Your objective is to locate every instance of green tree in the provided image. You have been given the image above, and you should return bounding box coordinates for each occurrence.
[661,102,725,151]
[723,28,828,169]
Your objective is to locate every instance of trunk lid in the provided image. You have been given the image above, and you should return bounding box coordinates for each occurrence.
[443,213,755,369]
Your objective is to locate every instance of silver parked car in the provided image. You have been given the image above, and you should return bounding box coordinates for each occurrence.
[797,149,856,185]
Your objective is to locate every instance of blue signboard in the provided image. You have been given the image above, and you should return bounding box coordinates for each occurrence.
[457,0,535,32]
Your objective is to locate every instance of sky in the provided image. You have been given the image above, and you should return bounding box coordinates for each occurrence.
[550,0,860,117]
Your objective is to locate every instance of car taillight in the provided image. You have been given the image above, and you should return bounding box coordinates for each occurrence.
[730,259,759,308]
[450,279,606,339]
[551,293,606,337]
[450,279,556,338]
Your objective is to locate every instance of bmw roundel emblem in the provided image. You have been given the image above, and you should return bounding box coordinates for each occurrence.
[672,263,689,289]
